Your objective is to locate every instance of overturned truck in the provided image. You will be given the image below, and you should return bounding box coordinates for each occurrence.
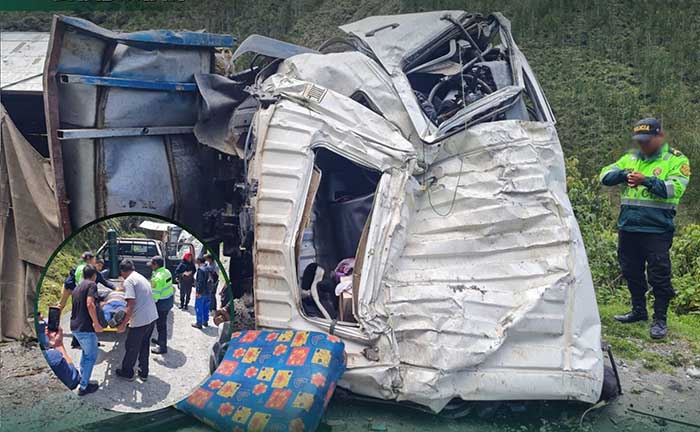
[37,11,602,411]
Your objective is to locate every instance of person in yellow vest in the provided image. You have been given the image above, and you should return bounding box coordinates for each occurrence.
[599,118,691,339]
[58,252,94,310]
[148,256,174,354]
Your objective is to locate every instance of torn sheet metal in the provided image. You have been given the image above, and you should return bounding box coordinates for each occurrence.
[340,12,553,144]
[43,15,234,233]
[275,52,419,143]
[339,10,466,74]
[251,10,603,411]
[366,121,603,409]
[251,78,414,342]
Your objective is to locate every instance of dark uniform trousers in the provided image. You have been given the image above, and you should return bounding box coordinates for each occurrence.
[618,230,675,319]
[121,321,156,378]
[154,295,174,349]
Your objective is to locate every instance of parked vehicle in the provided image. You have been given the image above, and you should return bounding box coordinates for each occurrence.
[96,237,194,279]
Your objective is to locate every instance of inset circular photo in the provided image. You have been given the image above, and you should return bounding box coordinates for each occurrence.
[35,214,230,412]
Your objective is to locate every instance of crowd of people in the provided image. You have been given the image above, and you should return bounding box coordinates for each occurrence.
[42,250,223,396]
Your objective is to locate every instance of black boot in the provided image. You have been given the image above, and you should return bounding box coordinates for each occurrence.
[650,297,670,339]
[650,319,667,339]
[614,308,648,323]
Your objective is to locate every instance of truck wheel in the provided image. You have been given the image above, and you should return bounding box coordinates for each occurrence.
[599,365,620,401]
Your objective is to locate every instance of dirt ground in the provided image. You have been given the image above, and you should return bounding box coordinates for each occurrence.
[2,300,699,431]
[58,284,218,412]
[0,340,118,430]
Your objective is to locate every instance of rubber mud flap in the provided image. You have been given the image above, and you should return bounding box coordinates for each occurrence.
[599,366,620,401]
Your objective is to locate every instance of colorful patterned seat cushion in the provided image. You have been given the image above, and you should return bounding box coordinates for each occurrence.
[176,329,346,432]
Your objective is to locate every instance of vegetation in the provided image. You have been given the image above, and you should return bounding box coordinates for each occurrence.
[568,158,700,370]
[2,0,698,366]
[37,216,158,317]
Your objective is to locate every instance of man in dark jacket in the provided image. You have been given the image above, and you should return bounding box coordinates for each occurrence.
[174,252,195,310]
[204,253,219,312]
[191,257,211,329]
[94,258,116,289]
[59,252,94,310]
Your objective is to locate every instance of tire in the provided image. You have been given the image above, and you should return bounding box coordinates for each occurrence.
[599,365,620,401]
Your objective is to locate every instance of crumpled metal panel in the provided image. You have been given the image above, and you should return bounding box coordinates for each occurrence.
[339,10,466,73]
[260,75,415,170]
[276,52,419,143]
[256,45,602,410]
[362,121,603,409]
[252,76,414,341]
[340,12,554,144]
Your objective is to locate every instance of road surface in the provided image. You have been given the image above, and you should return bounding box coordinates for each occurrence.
[59,284,218,412]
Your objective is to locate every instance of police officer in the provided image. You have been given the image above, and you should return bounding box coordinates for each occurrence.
[600,118,691,339]
[149,256,174,354]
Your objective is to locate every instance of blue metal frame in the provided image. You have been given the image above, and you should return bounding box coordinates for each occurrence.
[57,126,194,140]
[58,15,236,48]
[59,74,197,92]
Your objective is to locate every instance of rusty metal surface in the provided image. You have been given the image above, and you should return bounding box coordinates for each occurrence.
[42,16,234,231]
[43,18,72,237]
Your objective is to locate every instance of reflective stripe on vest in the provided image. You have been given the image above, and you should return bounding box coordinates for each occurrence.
[151,267,174,301]
[613,144,688,207]
[620,198,677,210]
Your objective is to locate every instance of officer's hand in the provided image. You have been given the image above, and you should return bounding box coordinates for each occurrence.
[93,322,105,333]
[627,171,646,187]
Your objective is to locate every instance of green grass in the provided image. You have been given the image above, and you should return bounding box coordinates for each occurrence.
[36,216,159,317]
[37,250,77,318]
[599,298,700,373]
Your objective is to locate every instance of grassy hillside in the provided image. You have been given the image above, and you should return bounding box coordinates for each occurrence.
[2,1,698,223]
[4,0,700,353]
[37,216,152,317]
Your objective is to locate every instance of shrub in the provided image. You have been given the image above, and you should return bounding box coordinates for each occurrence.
[567,158,700,314]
